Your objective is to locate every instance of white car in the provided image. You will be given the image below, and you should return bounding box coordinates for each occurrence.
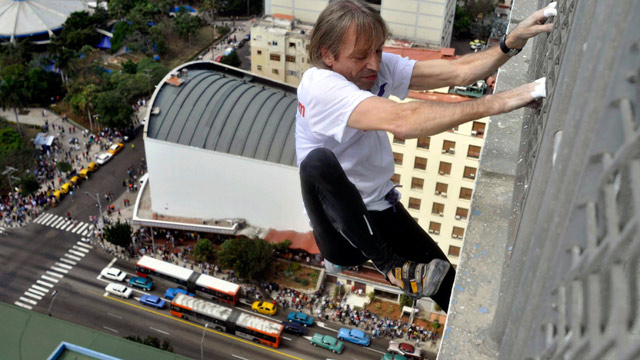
[101,267,127,282]
[105,283,132,298]
[96,152,113,165]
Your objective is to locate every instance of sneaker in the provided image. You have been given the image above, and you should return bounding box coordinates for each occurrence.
[387,258,450,298]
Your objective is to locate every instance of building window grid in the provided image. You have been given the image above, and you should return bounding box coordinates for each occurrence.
[472,121,486,137]
[452,226,465,239]
[460,187,473,200]
[285,55,296,63]
[417,137,430,149]
[467,145,481,158]
[435,182,448,197]
[270,54,281,61]
[408,197,421,210]
[448,245,461,257]
[442,140,456,155]
[431,202,444,216]
[411,177,424,190]
[439,162,452,175]
[393,152,403,166]
[391,173,401,185]
[428,222,441,235]
[456,207,469,220]
[393,136,405,144]
[414,156,427,170]
[463,166,477,179]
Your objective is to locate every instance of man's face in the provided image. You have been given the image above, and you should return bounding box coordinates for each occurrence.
[323,25,383,90]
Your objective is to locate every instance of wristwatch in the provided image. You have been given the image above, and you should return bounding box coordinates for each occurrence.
[500,34,522,57]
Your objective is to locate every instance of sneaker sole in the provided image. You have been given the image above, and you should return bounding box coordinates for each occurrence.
[421,259,450,297]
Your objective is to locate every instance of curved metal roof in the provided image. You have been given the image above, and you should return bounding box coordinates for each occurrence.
[0,0,87,41]
[147,63,298,167]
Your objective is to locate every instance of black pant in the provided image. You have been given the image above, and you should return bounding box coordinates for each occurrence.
[300,148,455,312]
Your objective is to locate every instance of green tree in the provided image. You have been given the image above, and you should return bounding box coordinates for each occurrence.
[399,294,413,307]
[173,8,201,47]
[104,221,133,249]
[274,239,292,253]
[0,126,23,153]
[124,335,174,352]
[19,174,40,195]
[220,51,241,67]
[56,161,73,173]
[0,75,27,135]
[25,67,64,105]
[122,59,138,74]
[218,237,273,281]
[94,90,134,129]
[68,83,98,130]
[192,238,216,263]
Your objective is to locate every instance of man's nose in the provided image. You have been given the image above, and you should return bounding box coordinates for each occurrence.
[366,53,380,72]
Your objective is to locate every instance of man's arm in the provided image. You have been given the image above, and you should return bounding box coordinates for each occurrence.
[409,2,557,90]
[348,80,539,139]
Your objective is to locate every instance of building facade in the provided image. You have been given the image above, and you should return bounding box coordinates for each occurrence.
[250,14,313,87]
[264,0,457,47]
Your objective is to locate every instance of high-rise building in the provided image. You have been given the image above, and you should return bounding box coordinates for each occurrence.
[250,14,313,87]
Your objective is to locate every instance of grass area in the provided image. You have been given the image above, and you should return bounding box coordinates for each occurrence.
[265,259,320,290]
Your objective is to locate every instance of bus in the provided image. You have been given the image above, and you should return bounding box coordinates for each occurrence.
[135,256,240,305]
[170,293,284,348]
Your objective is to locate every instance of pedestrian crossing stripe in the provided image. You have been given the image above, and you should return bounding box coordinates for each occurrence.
[36,280,53,287]
[55,262,73,270]
[41,275,59,283]
[72,245,89,253]
[14,301,32,310]
[59,257,76,265]
[23,291,43,300]
[36,213,94,238]
[68,249,85,257]
[31,285,49,293]
[46,270,64,278]
[77,242,92,249]
[29,287,47,296]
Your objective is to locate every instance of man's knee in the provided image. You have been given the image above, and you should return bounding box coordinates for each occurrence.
[300,148,339,178]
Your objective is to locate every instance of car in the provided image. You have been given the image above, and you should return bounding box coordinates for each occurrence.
[381,353,409,360]
[244,34,250,41]
[387,341,423,359]
[251,301,276,316]
[164,287,194,300]
[69,175,80,185]
[139,294,166,309]
[214,55,222,62]
[282,321,307,336]
[288,311,314,326]
[79,168,90,178]
[223,47,235,56]
[338,327,371,346]
[310,334,344,354]
[101,267,126,282]
[87,162,98,172]
[60,183,71,194]
[123,126,139,142]
[108,142,124,155]
[52,189,62,199]
[105,283,132,298]
[96,152,113,165]
[128,276,153,291]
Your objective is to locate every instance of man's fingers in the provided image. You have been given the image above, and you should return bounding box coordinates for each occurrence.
[532,23,554,34]
[530,77,547,100]
[543,2,558,18]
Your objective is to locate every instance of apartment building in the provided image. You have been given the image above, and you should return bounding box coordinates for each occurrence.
[250,14,313,86]
[264,0,457,47]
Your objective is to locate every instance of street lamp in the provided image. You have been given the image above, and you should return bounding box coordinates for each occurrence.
[48,290,58,316]
[85,192,104,232]
[200,323,209,360]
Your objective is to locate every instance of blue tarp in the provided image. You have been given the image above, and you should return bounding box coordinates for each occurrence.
[96,36,111,49]
[171,5,196,13]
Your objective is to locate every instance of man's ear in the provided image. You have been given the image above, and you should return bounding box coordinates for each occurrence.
[321,48,334,68]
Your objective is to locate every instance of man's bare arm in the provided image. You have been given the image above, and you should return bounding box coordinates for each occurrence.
[348,81,540,139]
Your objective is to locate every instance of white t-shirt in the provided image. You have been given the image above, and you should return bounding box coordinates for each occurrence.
[296,52,416,210]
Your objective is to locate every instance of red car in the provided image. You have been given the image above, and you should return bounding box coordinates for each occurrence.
[214,55,222,62]
[387,341,422,359]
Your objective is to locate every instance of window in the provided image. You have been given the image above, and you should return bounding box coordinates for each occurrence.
[439,162,452,175]
[463,166,476,179]
[435,182,448,195]
[472,121,486,137]
[468,145,481,158]
[257,65,262,71]
[257,50,262,55]
[272,69,279,75]
[286,55,296,63]
[452,227,465,239]
[286,70,299,77]
[411,177,424,190]
[428,222,441,234]
[393,135,405,144]
[442,140,456,154]
[460,187,473,200]
[256,35,262,41]
[414,156,427,170]
[408,197,421,210]
[448,245,461,257]
[393,152,403,165]
[431,202,444,215]
[417,137,430,149]
[306,44,309,51]
[270,54,281,61]
[456,207,469,220]
[271,41,278,46]
[289,42,296,48]
[391,173,401,185]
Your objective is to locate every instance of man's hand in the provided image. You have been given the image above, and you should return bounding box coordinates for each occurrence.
[507,2,557,49]
[497,78,547,113]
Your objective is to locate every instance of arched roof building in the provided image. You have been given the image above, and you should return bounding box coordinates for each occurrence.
[0,0,87,43]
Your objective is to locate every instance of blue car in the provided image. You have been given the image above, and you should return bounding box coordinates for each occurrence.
[282,321,307,336]
[139,294,166,309]
[338,327,371,346]
[128,276,153,291]
[164,287,194,300]
[287,311,314,326]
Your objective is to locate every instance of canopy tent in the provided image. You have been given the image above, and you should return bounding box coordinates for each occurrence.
[0,0,87,43]
[96,36,111,49]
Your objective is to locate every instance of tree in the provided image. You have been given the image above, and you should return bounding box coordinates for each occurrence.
[19,174,40,195]
[220,51,241,67]
[104,221,133,249]
[124,335,173,352]
[122,59,138,74]
[0,75,27,135]
[192,238,216,263]
[56,162,73,173]
[94,90,134,129]
[274,239,292,253]
[399,294,413,307]
[218,237,273,281]
[173,8,201,47]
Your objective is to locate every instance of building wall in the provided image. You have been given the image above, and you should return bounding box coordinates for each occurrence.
[144,137,311,232]
[387,94,487,267]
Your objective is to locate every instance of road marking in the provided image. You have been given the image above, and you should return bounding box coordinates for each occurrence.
[62,222,76,231]
[23,291,43,300]
[65,254,82,261]
[41,275,59,283]
[81,230,89,236]
[68,250,85,257]
[36,280,54,288]
[231,355,250,360]
[34,213,46,222]
[14,301,32,310]
[32,285,49,293]
[19,297,37,305]
[55,262,73,270]
[51,266,69,274]
[60,222,73,231]
[73,245,89,253]
[47,270,65,277]
[56,220,70,229]
[364,347,386,355]
[107,312,122,319]
[283,336,292,341]
[28,287,47,297]
[107,258,118,267]
[44,215,60,226]
[150,327,170,336]
[77,241,92,249]
[60,257,77,265]
[74,223,89,234]
[36,213,51,223]
[102,326,119,333]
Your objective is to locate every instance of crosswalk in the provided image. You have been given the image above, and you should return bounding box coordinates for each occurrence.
[33,213,94,237]
[0,226,6,235]
[14,240,92,310]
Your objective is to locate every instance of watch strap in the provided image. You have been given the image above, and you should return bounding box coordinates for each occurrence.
[500,35,521,57]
